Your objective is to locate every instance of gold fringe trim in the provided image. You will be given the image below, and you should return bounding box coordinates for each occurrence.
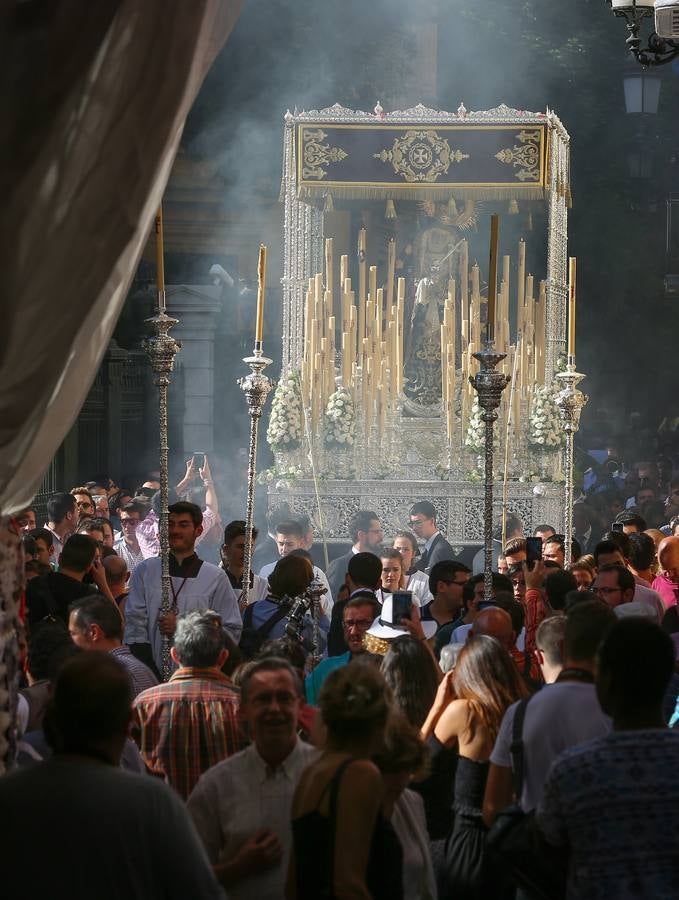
[298,184,546,202]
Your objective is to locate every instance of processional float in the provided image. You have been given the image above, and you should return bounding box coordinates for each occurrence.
[257,102,585,582]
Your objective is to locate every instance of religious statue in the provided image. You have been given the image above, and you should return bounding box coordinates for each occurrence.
[403,203,472,413]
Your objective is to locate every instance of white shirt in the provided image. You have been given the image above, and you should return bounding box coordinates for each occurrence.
[407,570,432,606]
[490,682,610,811]
[188,739,317,900]
[391,790,438,900]
[43,523,67,562]
[259,561,334,615]
[123,556,242,674]
[633,582,665,623]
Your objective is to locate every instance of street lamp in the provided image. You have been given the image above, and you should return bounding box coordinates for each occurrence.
[623,65,662,111]
[605,1,679,66]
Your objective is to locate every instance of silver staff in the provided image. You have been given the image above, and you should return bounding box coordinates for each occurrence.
[238,346,273,607]
[470,341,510,601]
[470,214,510,601]
[143,205,181,681]
[238,245,274,608]
[555,357,588,568]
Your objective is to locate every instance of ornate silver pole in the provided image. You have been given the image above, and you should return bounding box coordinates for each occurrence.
[143,205,180,681]
[471,342,510,601]
[238,245,274,608]
[555,356,588,568]
[238,345,273,608]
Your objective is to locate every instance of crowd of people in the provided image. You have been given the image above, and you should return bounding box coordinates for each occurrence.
[5,450,679,898]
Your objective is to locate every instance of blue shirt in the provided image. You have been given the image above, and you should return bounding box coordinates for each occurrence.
[538,730,679,900]
[248,597,329,650]
[304,652,351,705]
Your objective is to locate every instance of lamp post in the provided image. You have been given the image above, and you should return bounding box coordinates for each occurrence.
[624,65,662,113]
[605,1,679,66]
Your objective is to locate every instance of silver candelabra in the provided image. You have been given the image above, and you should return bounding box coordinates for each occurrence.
[143,302,181,681]
[470,341,510,601]
[555,356,588,568]
[238,341,274,607]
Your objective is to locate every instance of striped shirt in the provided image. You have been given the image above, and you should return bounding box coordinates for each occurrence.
[113,538,145,574]
[110,645,158,698]
[131,667,246,799]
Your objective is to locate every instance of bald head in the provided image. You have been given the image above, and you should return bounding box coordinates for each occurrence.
[658,536,679,581]
[103,554,128,586]
[471,606,514,650]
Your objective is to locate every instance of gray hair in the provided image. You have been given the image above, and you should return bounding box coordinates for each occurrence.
[174,609,224,667]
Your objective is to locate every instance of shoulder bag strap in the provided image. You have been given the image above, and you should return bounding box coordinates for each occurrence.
[242,603,255,629]
[257,603,291,640]
[509,696,532,801]
[326,758,356,899]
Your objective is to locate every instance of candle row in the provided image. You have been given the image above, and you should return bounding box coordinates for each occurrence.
[300,235,405,444]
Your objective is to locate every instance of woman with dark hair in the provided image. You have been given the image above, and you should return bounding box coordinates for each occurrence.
[287,662,403,899]
[392,531,431,603]
[422,635,527,899]
[381,635,440,729]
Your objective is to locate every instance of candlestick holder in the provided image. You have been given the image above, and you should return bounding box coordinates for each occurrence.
[143,304,181,681]
[238,341,274,607]
[470,340,510,601]
[555,357,588,568]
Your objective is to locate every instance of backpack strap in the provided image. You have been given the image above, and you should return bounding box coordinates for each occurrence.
[509,696,532,801]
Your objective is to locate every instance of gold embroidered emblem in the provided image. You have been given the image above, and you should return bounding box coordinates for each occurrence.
[302,129,348,180]
[494,129,541,182]
[373,130,469,183]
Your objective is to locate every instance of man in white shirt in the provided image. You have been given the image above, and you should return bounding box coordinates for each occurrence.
[124,501,241,675]
[259,519,333,615]
[188,658,316,900]
[594,537,665,621]
[113,501,146,574]
[482,600,615,823]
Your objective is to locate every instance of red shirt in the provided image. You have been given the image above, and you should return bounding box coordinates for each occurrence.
[131,666,246,799]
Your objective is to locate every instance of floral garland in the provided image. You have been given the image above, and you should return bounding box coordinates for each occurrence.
[257,464,303,485]
[464,401,485,453]
[323,387,356,448]
[527,386,563,451]
[266,372,303,453]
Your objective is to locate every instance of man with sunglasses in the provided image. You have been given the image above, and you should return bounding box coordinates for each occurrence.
[409,500,456,574]
[70,486,96,521]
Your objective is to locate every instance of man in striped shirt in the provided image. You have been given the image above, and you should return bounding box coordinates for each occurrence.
[68,593,157,698]
[131,609,246,799]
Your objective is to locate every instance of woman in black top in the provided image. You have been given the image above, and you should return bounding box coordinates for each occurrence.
[287,661,402,900]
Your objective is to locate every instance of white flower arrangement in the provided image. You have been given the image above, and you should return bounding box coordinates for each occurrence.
[527,386,564,451]
[464,401,485,453]
[323,387,356,448]
[257,464,302,485]
[266,372,303,453]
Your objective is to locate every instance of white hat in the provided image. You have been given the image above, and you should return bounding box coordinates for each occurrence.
[366,594,438,641]
[613,601,659,624]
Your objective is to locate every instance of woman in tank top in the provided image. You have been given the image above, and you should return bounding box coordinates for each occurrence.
[287,661,402,899]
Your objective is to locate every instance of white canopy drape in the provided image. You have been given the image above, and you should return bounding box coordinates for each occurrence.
[0,0,243,514]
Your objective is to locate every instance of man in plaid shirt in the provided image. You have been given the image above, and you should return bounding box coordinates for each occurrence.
[131,609,246,799]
